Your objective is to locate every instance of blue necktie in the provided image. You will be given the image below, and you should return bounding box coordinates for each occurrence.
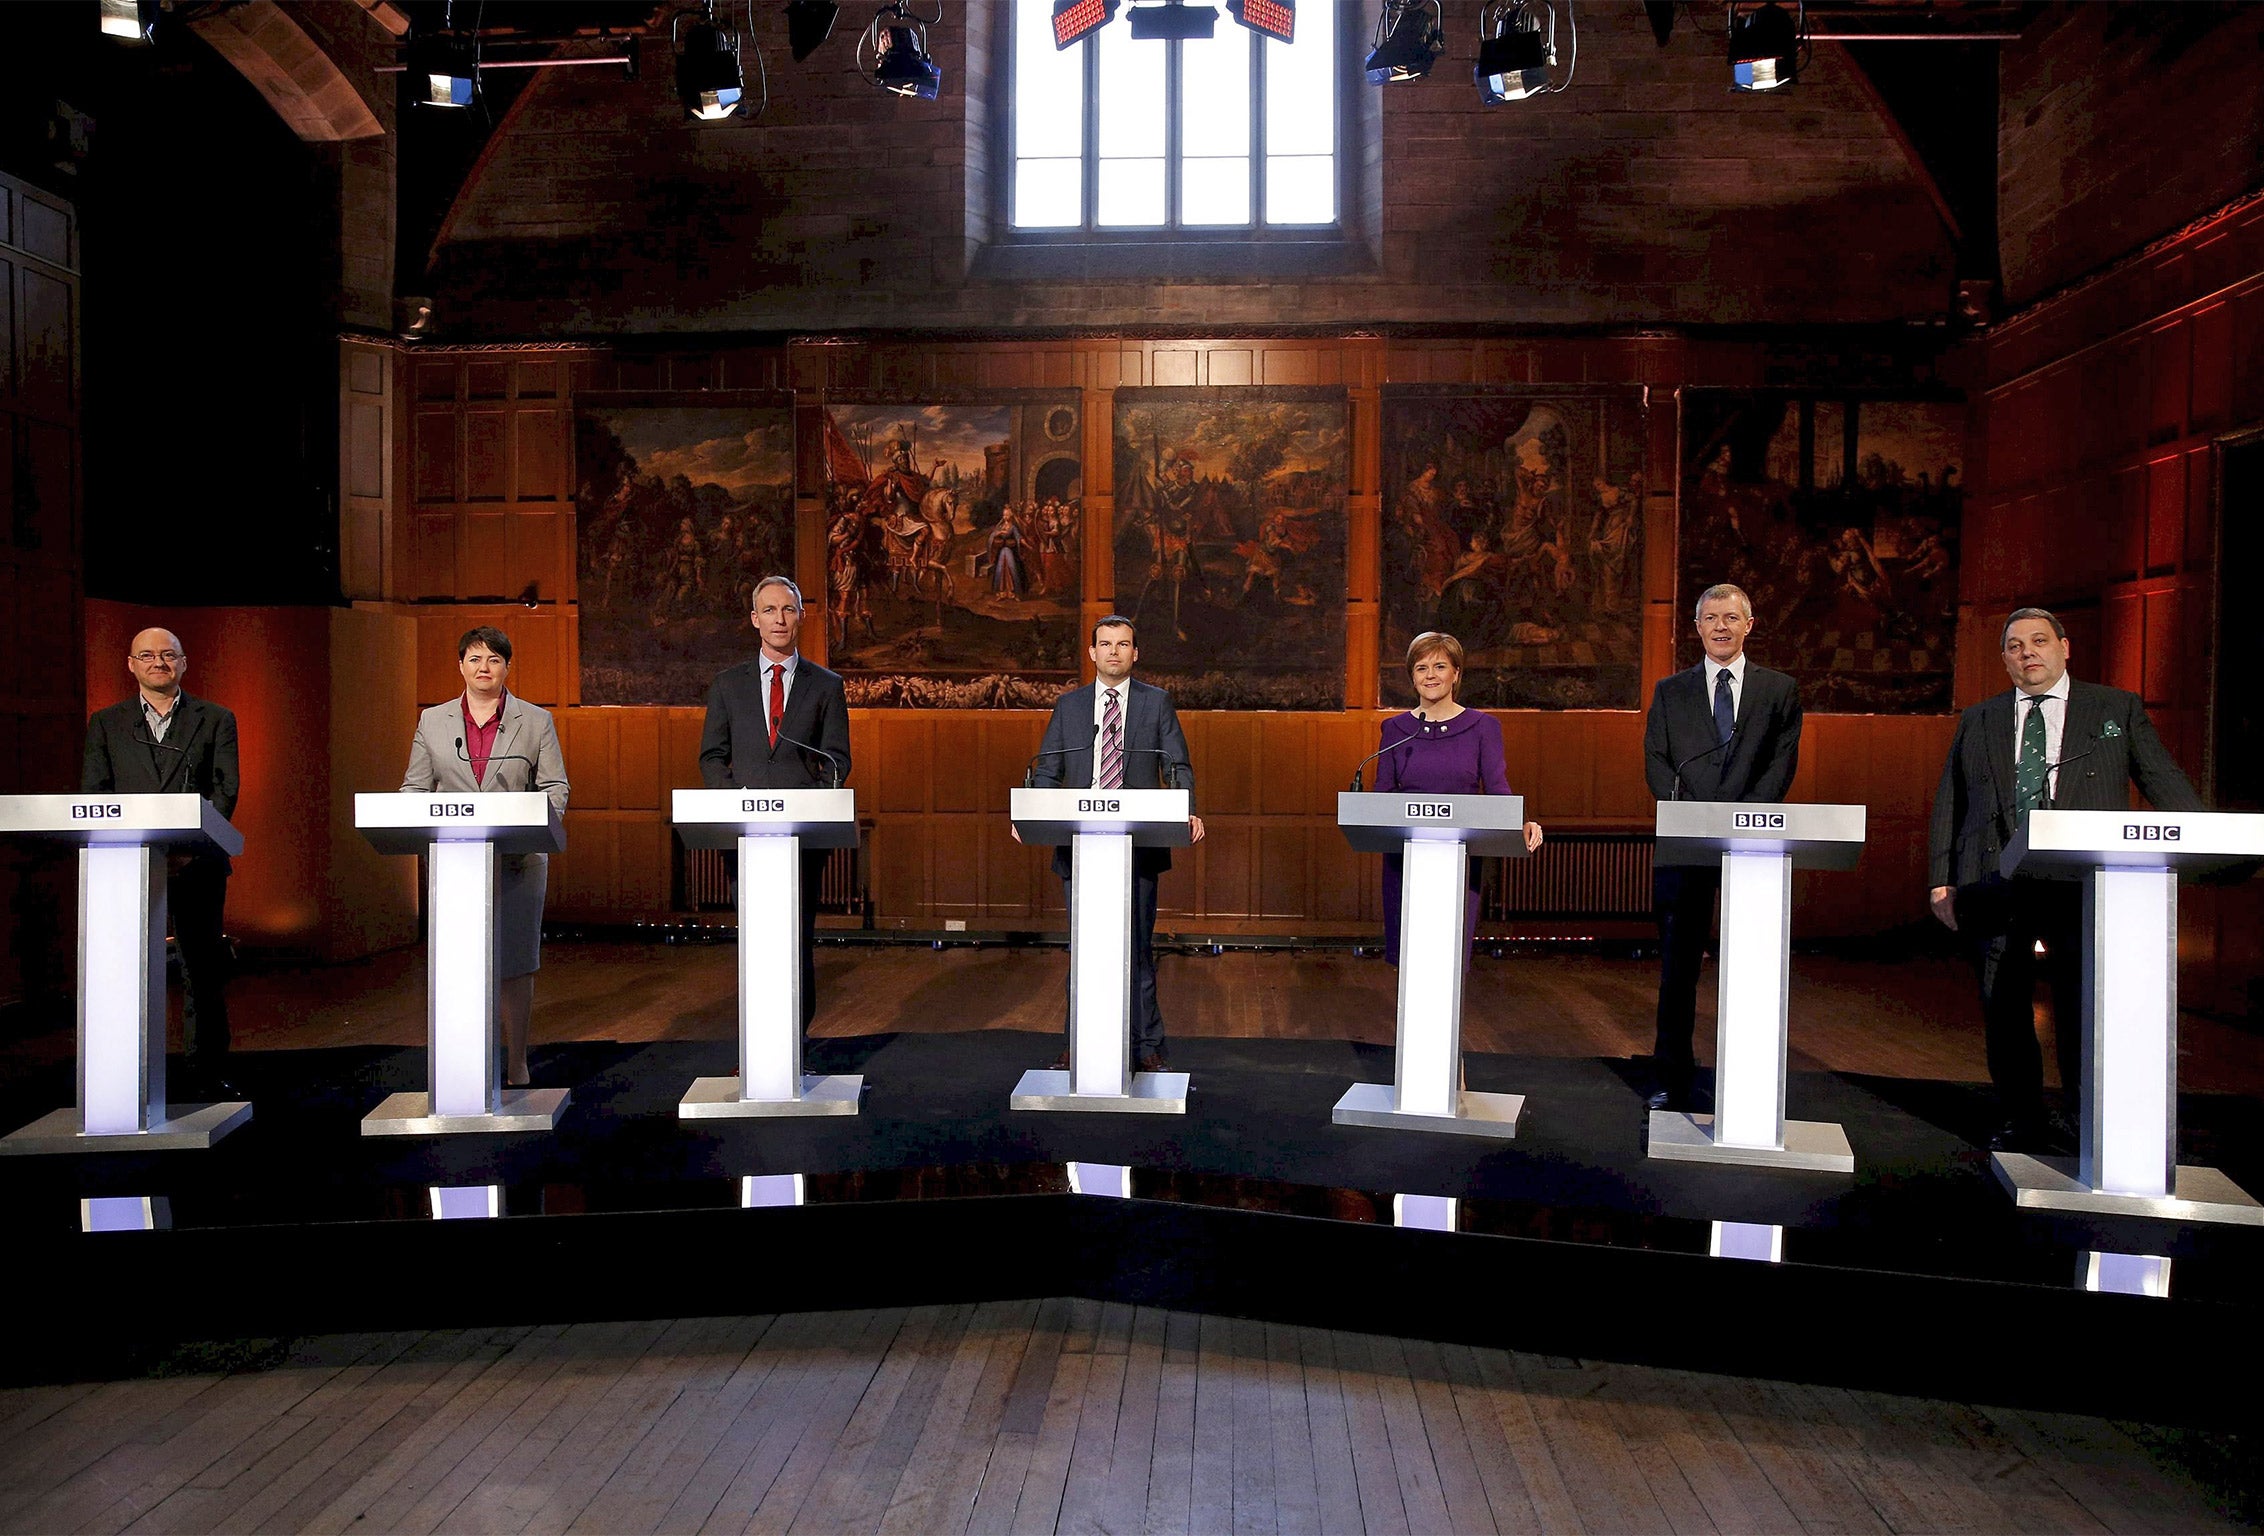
[1712,667,1735,747]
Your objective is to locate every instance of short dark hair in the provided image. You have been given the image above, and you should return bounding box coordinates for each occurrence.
[458,625,512,662]
[1091,614,1136,645]
[2001,607,2066,645]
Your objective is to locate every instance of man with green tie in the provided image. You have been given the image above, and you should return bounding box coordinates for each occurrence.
[1927,607,2203,1153]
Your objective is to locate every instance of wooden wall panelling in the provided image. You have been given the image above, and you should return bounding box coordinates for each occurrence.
[339,340,391,600]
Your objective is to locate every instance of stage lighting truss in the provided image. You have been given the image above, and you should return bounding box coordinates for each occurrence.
[785,0,841,62]
[1476,0,1574,101]
[1225,0,1294,44]
[1364,0,1445,86]
[407,0,479,108]
[98,0,159,44]
[673,0,764,120]
[1052,0,1120,49]
[858,2,943,100]
[1727,0,1805,91]
[1127,1,1218,42]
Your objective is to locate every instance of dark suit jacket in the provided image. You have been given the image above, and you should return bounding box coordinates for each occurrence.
[699,655,853,790]
[1928,678,2202,893]
[81,692,241,866]
[1030,678,1195,878]
[1642,660,1803,803]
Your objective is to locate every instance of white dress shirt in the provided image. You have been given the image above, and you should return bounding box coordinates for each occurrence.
[2012,672,2071,798]
[1090,681,1127,784]
[1706,652,1747,723]
[760,653,797,716]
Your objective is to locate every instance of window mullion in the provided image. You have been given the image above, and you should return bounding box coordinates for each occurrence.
[1249,27,1264,230]
[1084,36,1099,233]
[1165,37,1181,230]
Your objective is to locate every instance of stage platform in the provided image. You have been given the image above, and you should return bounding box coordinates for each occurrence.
[6,1030,2262,1427]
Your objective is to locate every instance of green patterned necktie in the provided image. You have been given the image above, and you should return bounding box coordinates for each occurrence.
[2015,695,2050,812]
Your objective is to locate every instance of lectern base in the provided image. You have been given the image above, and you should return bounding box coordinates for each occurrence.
[1991,1153,2264,1226]
[1331,1081,1523,1139]
[0,1100,252,1155]
[1647,1111,1855,1173]
[1010,1068,1189,1114]
[678,1074,863,1119]
[360,1088,570,1137]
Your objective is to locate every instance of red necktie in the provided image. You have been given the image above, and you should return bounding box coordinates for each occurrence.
[768,663,784,749]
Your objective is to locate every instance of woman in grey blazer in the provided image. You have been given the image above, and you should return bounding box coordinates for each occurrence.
[401,626,570,1087]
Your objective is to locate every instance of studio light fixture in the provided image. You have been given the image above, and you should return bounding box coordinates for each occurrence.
[785,0,840,61]
[673,1,747,119]
[1476,0,1573,102]
[1727,0,1803,91]
[1051,0,1119,49]
[1225,0,1294,44]
[407,3,479,108]
[97,0,159,43]
[1364,1,1444,85]
[1128,1,1218,41]
[859,4,942,99]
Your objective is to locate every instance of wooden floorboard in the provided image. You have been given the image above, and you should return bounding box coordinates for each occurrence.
[0,1305,2243,1536]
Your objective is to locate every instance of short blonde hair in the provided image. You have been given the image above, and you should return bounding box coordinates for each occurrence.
[1406,631,1465,673]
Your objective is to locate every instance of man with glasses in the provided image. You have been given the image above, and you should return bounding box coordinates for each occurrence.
[81,627,242,1093]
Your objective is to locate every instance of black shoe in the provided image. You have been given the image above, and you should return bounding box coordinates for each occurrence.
[1136,1051,1167,1074]
[1988,1118,2050,1154]
[1049,1051,1070,1071]
[1646,1087,1690,1113]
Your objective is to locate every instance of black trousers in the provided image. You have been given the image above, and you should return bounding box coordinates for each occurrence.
[1961,878,2083,1125]
[168,856,232,1060]
[1651,865,1719,1097]
[1060,868,1164,1056]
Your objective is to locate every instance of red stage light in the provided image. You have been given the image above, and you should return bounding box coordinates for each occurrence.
[1053,0,1119,48]
[1229,0,1294,42]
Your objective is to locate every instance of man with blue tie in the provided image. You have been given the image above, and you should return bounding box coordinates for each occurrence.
[1017,616,1202,1071]
[1640,584,1804,1112]
[1927,606,2201,1152]
[698,576,853,1031]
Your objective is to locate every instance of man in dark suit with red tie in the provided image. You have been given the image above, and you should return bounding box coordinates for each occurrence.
[1015,616,1202,1071]
[699,576,853,1029]
[1928,606,2202,1152]
[81,626,241,1091]
[1640,584,1804,1112]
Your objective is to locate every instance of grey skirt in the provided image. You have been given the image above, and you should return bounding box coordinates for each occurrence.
[498,852,549,979]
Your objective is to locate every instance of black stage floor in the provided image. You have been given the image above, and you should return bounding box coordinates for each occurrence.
[7,1032,2262,1426]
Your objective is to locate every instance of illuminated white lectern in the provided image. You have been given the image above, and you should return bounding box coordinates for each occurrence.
[672,787,862,1117]
[1993,809,2263,1225]
[1335,792,1530,1138]
[1009,786,1193,1113]
[1647,800,1866,1173]
[0,794,250,1153]
[355,791,568,1135]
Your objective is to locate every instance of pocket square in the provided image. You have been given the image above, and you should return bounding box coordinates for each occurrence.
[2100,720,2124,739]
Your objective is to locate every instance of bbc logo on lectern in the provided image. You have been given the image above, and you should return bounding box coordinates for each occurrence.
[741,799,785,813]
[1733,811,1786,830]
[1079,799,1120,813]
[2123,824,2182,841]
[71,803,123,819]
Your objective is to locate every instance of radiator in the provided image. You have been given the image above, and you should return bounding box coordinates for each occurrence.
[1479,832,1654,921]
[680,844,865,916]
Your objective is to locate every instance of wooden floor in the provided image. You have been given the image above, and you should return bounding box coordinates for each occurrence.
[161,943,2264,1097]
[0,1302,2241,1536]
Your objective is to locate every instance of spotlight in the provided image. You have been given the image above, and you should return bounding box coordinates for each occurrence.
[97,0,158,43]
[1052,0,1119,49]
[1128,1,1217,41]
[406,27,479,108]
[1226,0,1293,43]
[1364,1,1443,85]
[1475,0,1556,102]
[860,4,942,99]
[1728,1,1801,91]
[673,5,745,120]
[785,0,840,61]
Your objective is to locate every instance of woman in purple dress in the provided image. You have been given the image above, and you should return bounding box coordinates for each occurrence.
[1375,632,1544,966]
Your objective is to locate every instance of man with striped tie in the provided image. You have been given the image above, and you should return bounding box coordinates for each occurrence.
[1018,615,1203,1071]
[1928,606,2200,1153]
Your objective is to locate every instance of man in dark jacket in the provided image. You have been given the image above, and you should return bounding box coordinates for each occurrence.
[1640,583,1804,1111]
[1928,606,2202,1151]
[81,626,241,1083]
[698,576,853,1030]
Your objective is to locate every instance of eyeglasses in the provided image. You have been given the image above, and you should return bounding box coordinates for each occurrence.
[130,651,184,665]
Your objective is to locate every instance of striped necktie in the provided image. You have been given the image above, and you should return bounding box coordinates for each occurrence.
[1097,688,1124,790]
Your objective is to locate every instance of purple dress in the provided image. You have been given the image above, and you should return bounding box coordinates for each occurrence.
[1374,709,1516,966]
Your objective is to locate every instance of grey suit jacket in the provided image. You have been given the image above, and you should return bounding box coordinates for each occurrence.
[401,694,570,816]
[1928,677,2200,893]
